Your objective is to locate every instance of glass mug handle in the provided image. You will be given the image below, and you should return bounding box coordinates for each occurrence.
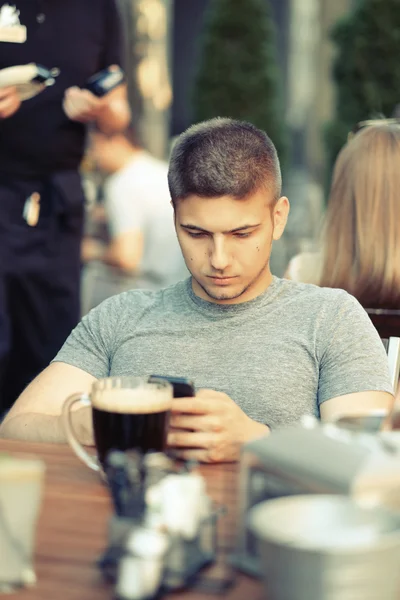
[61,393,100,472]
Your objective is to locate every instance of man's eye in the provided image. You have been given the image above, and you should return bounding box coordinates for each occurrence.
[187,231,206,238]
[234,232,251,238]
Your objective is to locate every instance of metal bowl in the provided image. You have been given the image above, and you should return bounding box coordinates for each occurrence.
[248,494,400,600]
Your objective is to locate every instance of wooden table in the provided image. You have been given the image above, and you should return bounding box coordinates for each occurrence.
[0,440,264,600]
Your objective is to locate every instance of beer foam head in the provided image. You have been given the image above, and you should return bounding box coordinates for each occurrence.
[92,386,172,414]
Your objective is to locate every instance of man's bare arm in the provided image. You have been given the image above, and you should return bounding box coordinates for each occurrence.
[104,229,144,271]
[81,230,144,272]
[0,363,96,443]
[320,390,394,423]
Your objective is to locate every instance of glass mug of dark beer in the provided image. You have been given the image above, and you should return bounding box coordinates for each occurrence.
[62,376,173,473]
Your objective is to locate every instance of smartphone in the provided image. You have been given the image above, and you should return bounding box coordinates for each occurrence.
[148,375,195,398]
[85,66,125,97]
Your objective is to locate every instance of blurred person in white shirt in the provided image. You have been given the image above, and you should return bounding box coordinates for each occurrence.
[81,127,188,313]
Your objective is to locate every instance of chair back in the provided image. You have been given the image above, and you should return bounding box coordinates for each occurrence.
[366,308,400,339]
[384,337,400,394]
[366,308,400,393]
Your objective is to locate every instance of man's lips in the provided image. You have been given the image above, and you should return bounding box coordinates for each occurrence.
[207,276,238,285]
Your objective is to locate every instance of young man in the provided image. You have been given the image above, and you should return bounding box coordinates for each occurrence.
[0,0,130,414]
[0,119,393,462]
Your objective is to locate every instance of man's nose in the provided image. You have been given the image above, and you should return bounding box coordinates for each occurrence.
[210,238,231,271]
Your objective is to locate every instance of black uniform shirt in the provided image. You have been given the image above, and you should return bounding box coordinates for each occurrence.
[0,0,123,178]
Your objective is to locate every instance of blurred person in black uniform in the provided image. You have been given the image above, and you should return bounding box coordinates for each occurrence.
[0,0,131,414]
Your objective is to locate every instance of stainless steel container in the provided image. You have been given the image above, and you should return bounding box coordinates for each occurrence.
[248,495,400,600]
[233,420,400,576]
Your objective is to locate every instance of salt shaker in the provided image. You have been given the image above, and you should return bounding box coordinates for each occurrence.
[115,526,169,600]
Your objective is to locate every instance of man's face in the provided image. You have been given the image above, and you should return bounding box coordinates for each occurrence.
[174,188,289,304]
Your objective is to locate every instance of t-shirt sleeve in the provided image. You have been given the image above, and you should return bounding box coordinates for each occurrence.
[100,0,125,68]
[317,291,393,405]
[51,294,126,378]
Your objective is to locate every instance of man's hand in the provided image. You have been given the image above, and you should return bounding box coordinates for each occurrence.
[0,86,21,119]
[63,86,108,123]
[63,66,130,134]
[167,389,270,463]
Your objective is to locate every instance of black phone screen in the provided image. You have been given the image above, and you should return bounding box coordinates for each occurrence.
[148,375,195,398]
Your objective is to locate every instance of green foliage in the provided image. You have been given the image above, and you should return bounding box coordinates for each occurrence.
[326,0,400,171]
[192,0,287,163]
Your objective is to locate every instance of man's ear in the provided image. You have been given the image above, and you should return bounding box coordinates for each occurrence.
[272,196,290,241]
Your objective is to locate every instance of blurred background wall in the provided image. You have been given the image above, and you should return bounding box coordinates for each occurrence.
[117,0,173,158]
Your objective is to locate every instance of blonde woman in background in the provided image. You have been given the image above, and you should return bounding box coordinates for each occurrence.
[285,121,400,309]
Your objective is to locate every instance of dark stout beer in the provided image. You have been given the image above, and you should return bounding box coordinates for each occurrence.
[91,389,171,467]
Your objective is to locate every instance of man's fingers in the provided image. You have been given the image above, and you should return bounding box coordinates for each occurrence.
[0,94,17,109]
[0,104,15,118]
[63,94,82,119]
[167,429,213,448]
[0,86,17,99]
[65,86,80,94]
[79,88,101,105]
[0,94,20,118]
[63,87,99,121]
[171,389,230,415]
[72,93,91,114]
[169,413,222,432]
[171,396,215,415]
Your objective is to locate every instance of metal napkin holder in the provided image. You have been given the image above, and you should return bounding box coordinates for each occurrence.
[98,452,233,597]
[98,508,225,593]
[230,418,400,577]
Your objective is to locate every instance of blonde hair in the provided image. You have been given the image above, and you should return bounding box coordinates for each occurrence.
[319,123,400,308]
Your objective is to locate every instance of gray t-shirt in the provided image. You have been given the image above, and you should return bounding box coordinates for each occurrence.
[54,277,392,428]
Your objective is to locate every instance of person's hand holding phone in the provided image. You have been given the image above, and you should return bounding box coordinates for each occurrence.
[167,389,270,463]
[0,86,21,119]
[63,65,128,129]
[62,86,108,123]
